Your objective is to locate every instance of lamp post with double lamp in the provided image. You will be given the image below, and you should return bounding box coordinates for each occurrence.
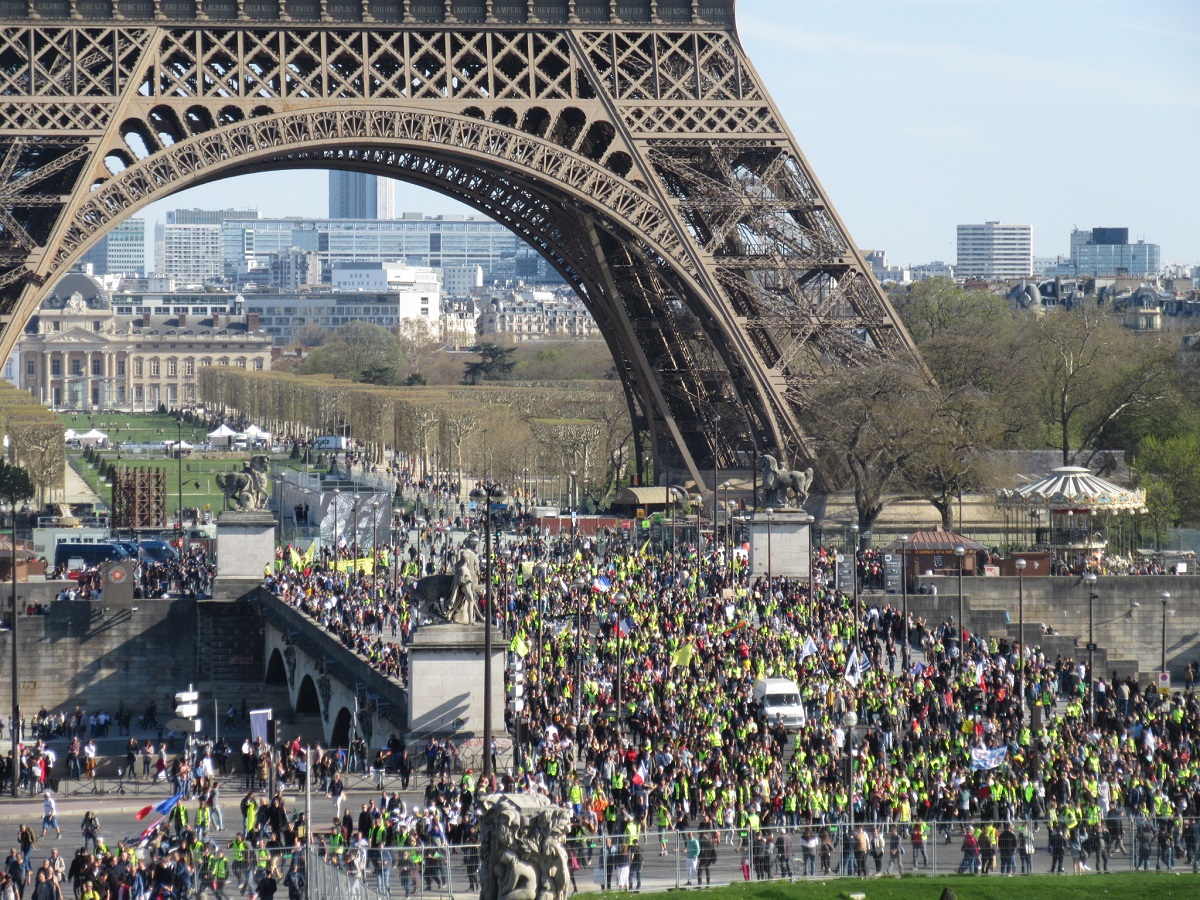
[1015,558,1027,719]
[1083,571,1098,726]
[1160,591,1171,681]
[469,481,508,783]
[954,544,966,672]
[332,489,341,550]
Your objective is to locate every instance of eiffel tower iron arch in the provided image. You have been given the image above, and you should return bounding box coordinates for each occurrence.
[0,3,925,494]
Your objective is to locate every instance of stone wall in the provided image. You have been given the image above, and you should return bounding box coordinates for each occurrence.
[906,575,1200,681]
[0,590,269,716]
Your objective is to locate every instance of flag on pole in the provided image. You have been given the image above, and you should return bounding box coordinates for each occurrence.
[798,635,819,662]
[135,788,185,822]
[129,813,167,846]
[617,617,636,637]
[671,642,695,668]
[844,648,862,687]
[591,576,612,593]
[303,541,317,564]
[289,546,304,569]
[970,746,1008,770]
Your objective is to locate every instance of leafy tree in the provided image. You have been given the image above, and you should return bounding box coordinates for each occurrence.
[1024,305,1177,464]
[462,343,516,385]
[798,360,939,531]
[298,322,404,384]
[1135,433,1200,527]
[0,460,34,513]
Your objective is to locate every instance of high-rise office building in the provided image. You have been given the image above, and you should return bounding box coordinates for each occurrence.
[80,217,145,278]
[956,222,1033,280]
[329,171,395,220]
[1069,227,1160,277]
[219,214,520,281]
[162,224,223,284]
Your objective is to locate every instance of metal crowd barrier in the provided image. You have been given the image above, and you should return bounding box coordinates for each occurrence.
[254,819,1200,900]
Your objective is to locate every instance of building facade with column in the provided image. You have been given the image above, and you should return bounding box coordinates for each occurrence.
[17,273,271,411]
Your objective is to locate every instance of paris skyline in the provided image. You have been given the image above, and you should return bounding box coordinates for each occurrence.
[137,0,1200,268]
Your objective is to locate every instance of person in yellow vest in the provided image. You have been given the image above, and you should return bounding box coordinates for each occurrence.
[230,832,249,892]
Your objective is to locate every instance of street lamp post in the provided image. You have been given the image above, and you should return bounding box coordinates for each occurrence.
[850,524,860,652]
[469,481,508,783]
[1083,571,1098,726]
[1160,590,1171,678]
[805,514,816,586]
[843,710,860,867]
[954,545,966,672]
[710,413,720,558]
[352,494,361,555]
[720,481,732,571]
[176,415,184,532]
[569,470,577,544]
[1015,558,1026,720]
[899,535,909,669]
[614,591,627,734]
[765,508,774,586]
[332,489,340,550]
[572,574,587,720]
[370,500,381,593]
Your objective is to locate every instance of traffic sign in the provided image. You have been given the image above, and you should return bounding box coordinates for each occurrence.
[165,717,202,734]
[1086,642,1097,651]
[1158,671,1171,694]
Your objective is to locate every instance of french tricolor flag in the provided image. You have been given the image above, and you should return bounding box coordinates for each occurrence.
[591,576,611,593]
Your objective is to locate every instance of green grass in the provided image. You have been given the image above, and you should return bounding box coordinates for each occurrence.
[608,872,1198,900]
[62,412,324,513]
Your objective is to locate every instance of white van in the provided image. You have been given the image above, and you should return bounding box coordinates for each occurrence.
[312,435,350,451]
[753,677,806,728]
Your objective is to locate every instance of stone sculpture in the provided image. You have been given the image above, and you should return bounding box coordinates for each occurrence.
[479,793,571,900]
[757,453,814,509]
[216,454,271,510]
[444,533,483,625]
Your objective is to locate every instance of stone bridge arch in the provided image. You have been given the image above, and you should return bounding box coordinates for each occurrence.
[261,616,404,748]
[0,5,924,484]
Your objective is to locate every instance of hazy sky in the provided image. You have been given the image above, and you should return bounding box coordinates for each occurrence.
[139,0,1200,267]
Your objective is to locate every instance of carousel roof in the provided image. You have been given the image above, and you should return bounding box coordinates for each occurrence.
[996,465,1146,512]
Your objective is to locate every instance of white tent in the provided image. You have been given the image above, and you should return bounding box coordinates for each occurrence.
[77,428,107,446]
[243,424,271,441]
[207,424,236,448]
[63,428,77,441]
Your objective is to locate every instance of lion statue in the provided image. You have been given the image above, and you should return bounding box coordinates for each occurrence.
[216,455,271,510]
[757,453,814,509]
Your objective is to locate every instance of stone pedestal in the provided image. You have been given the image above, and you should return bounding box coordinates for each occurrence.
[213,511,277,598]
[748,509,812,579]
[408,623,504,739]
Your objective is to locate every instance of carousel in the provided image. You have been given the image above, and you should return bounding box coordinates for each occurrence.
[996,465,1146,563]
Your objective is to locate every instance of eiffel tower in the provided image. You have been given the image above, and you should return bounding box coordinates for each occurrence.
[0,0,922,491]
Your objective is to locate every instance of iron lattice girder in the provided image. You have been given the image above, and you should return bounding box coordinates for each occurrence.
[0,10,924,491]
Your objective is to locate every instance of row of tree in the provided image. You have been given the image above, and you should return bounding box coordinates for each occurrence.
[0,382,64,506]
[802,279,1199,530]
[196,368,634,507]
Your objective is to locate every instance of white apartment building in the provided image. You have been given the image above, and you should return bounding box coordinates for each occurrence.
[443,265,484,296]
[162,224,223,285]
[956,222,1033,280]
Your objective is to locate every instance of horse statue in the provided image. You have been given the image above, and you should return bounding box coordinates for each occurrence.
[757,454,814,509]
[403,573,456,623]
[216,455,271,510]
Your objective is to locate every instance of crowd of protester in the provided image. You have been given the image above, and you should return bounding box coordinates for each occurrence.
[254,491,1200,887]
